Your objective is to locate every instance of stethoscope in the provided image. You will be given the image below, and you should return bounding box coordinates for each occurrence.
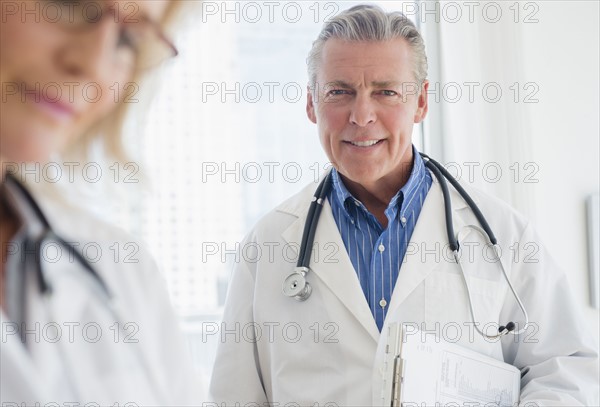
[3,173,159,397]
[282,153,530,339]
[4,173,110,301]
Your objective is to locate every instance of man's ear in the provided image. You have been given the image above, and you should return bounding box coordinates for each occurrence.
[414,80,429,123]
[306,85,317,124]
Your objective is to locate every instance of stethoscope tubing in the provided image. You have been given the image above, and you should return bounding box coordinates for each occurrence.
[421,153,497,245]
[298,172,332,268]
[6,173,111,297]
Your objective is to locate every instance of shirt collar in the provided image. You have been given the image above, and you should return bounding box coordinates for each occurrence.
[330,145,429,222]
[397,147,429,219]
[331,167,356,211]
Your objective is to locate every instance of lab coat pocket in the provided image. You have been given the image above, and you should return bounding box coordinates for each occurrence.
[424,266,507,348]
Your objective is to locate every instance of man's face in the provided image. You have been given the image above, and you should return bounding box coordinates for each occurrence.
[307,38,428,190]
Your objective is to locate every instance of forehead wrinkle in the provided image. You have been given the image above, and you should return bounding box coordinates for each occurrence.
[323,79,401,89]
[319,38,417,88]
[371,80,401,88]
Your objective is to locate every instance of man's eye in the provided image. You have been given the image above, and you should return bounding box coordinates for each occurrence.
[380,90,398,96]
[327,89,349,96]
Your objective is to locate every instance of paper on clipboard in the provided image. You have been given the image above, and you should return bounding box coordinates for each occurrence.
[381,323,520,407]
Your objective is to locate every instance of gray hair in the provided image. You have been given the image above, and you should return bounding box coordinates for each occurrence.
[307,4,428,92]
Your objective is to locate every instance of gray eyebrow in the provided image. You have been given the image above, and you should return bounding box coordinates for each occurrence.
[324,80,354,88]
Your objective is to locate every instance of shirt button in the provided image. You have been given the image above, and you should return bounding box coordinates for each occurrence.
[400,216,407,225]
[379,299,387,308]
[378,244,385,252]
[350,219,355,225]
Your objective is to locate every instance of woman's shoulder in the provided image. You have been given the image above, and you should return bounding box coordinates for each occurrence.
[26,181,136,244]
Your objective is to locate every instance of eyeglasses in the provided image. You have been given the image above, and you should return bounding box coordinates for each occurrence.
[45,0,178,70]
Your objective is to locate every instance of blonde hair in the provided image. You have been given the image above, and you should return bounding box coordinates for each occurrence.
[71,1,196,162]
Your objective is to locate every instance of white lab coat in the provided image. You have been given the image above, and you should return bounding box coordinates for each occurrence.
[210,175,599,406]
[0,182,202,405]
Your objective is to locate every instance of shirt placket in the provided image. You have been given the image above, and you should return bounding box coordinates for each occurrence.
[372,231,387,331]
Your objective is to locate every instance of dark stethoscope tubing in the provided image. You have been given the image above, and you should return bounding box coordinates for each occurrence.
[297,171,333,270]
[5,173,111,298]
[420,153,498,251]
[284,153,529,338]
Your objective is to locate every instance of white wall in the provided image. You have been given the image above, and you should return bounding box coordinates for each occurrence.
[424,1,599,333]
[521,1,599,331]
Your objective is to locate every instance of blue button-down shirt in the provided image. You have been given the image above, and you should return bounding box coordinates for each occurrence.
[328,148,432,331]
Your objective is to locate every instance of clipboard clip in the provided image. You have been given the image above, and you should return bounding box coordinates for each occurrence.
[391,355,405,407]
[382,322,408,407]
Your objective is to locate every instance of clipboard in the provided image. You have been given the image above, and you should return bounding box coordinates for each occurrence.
[381,323,521,407]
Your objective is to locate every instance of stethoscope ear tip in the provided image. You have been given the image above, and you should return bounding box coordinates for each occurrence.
[498,321,516,335]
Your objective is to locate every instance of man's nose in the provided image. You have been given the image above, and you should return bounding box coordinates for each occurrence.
[349,94,376,127]
[55,21,120,83]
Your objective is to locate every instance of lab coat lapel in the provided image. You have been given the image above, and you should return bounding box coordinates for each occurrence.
[281,199,380,342]
[386,178,470,314]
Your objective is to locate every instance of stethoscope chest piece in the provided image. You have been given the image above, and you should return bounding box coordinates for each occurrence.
[282,267,312,301]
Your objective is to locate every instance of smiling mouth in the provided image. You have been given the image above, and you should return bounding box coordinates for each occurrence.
[21,87,78,124]
[346,140,383,147]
